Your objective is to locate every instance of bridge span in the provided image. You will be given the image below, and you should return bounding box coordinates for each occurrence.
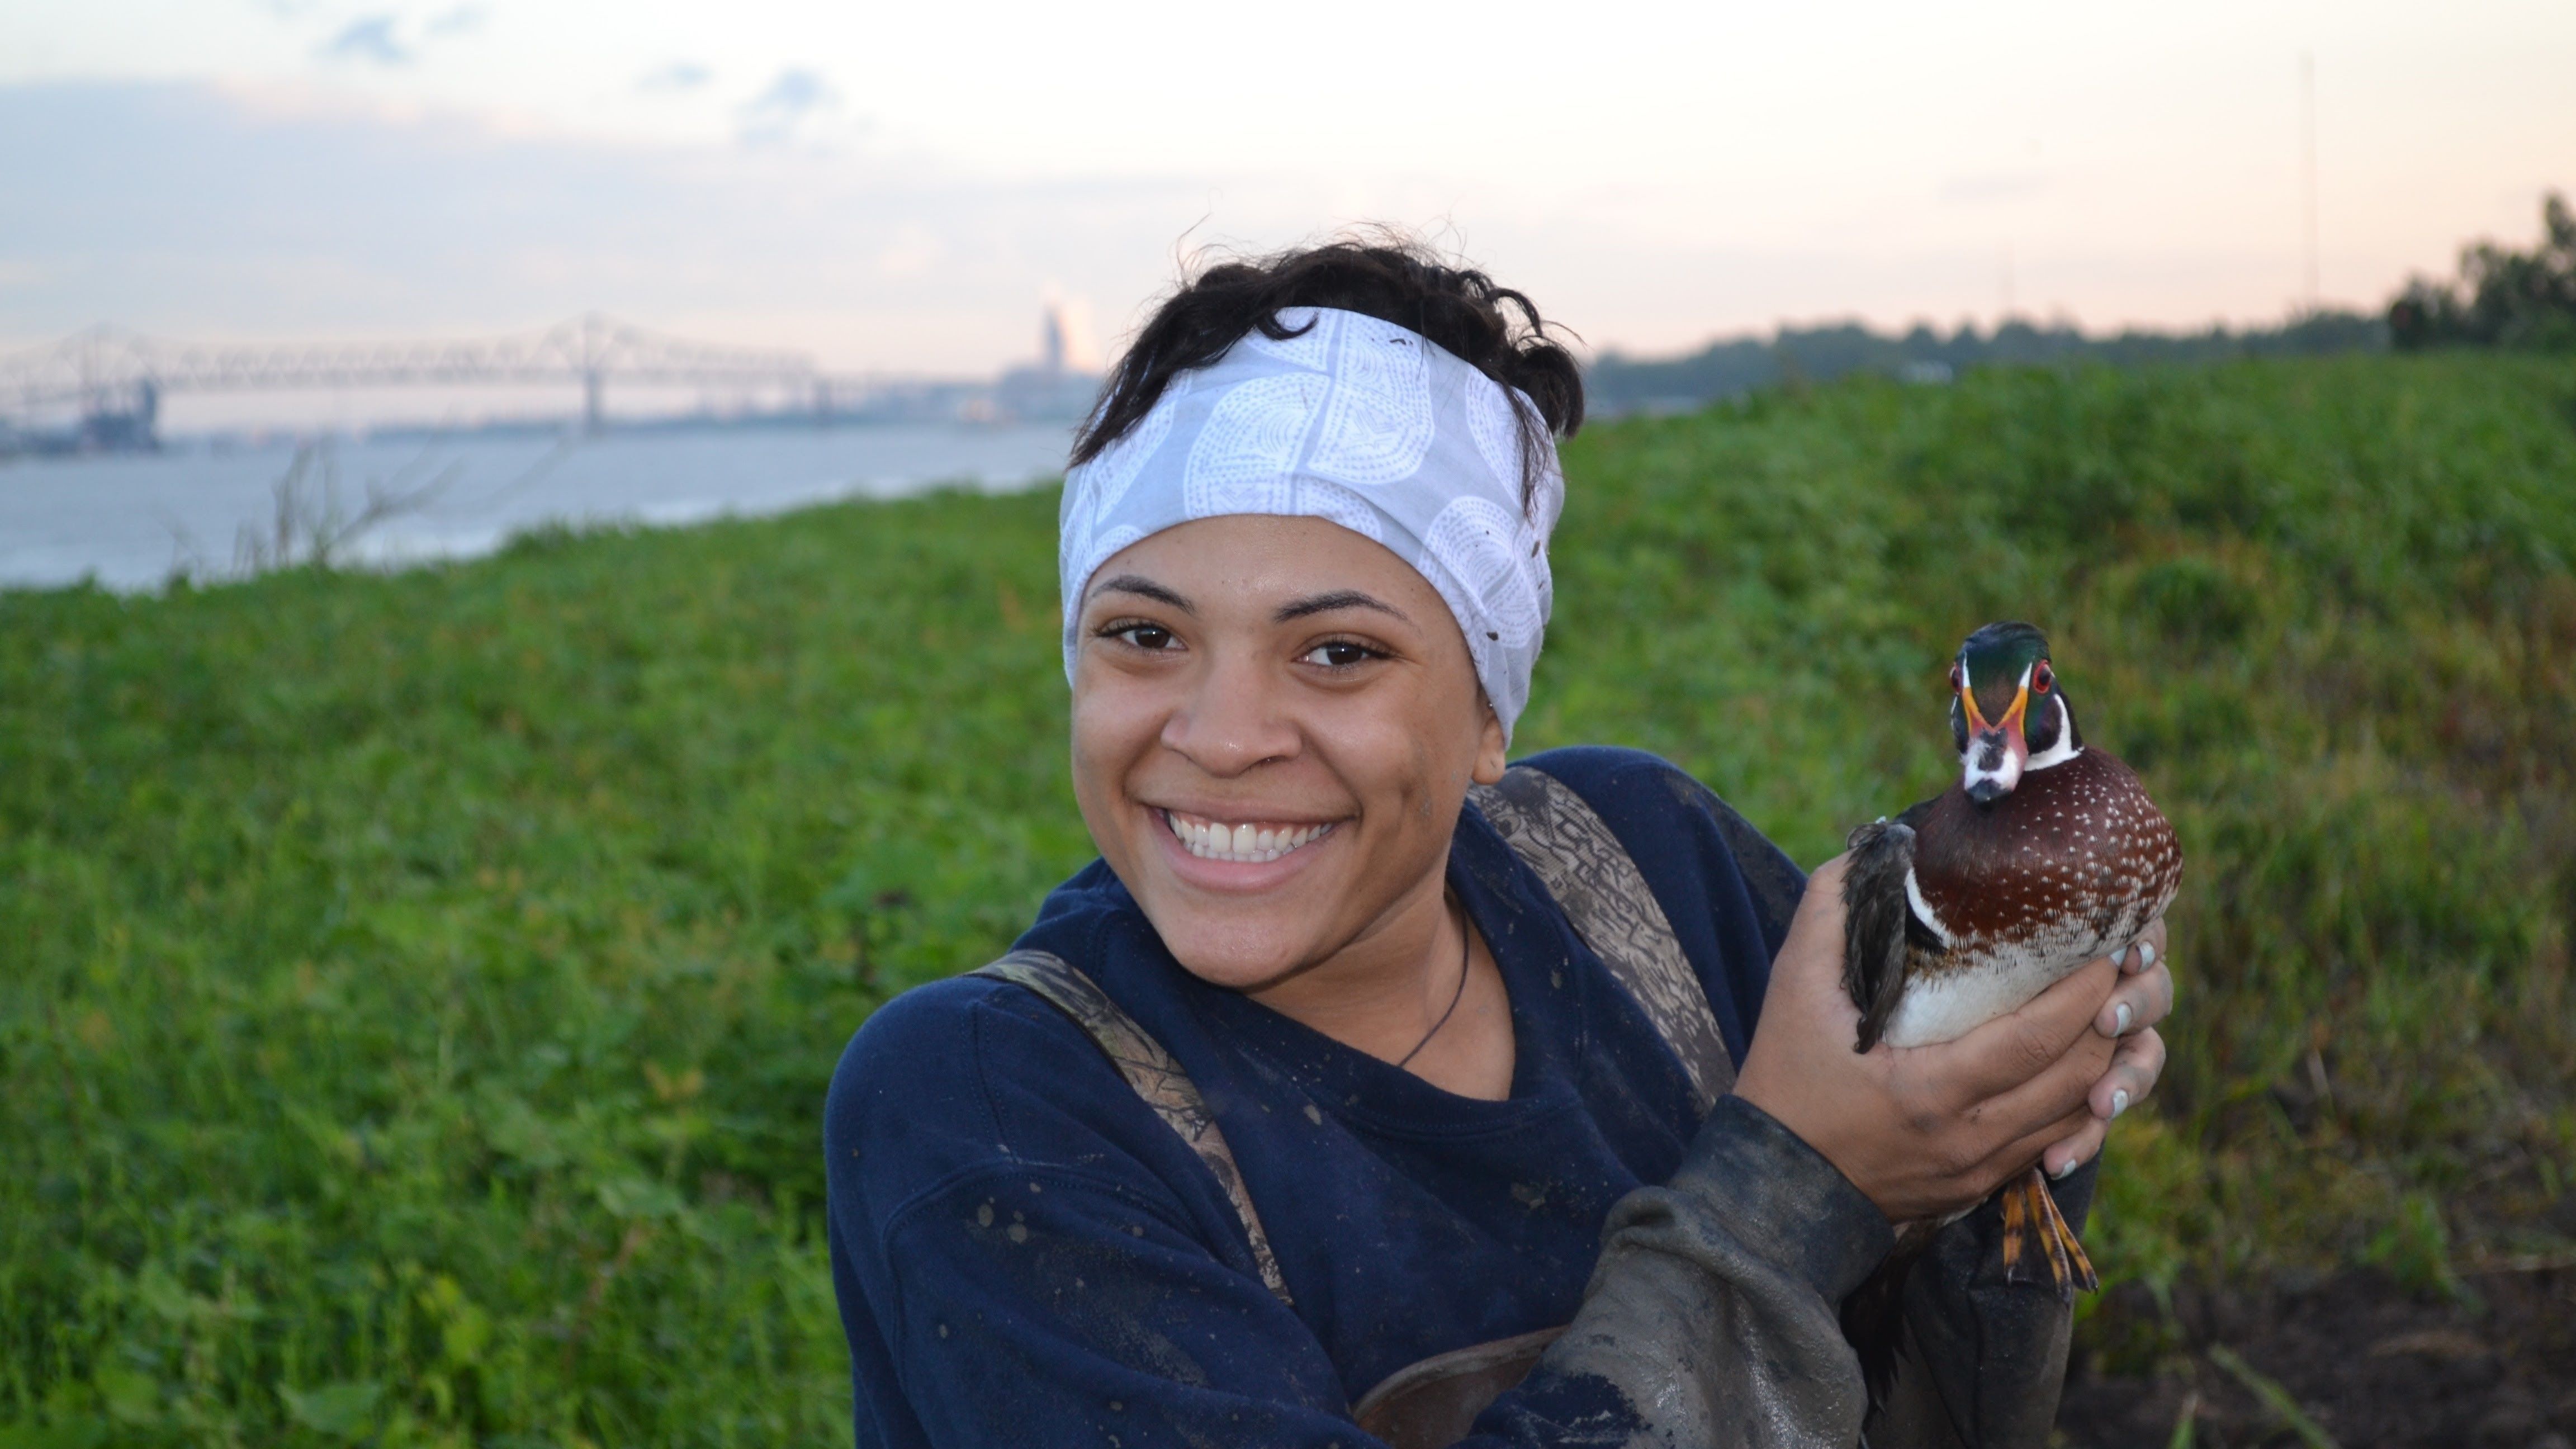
[1,315,829,446]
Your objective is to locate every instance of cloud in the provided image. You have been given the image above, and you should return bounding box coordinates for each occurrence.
[638,62,713,93]
[0,79,1215,373]
[424,6,486,37]
[735,68,840,145]
[2,77,2420,382]
[318,15,413,66]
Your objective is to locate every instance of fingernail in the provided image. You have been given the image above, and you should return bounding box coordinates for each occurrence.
[2139,942,2157,969]
[2053,1156,2080,1181]
[2110,1088,2130,1119]
[2110,945,2129,968]
[2113,1002,2133,1035]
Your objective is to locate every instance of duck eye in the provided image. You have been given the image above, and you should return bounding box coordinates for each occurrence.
[1949,662,1966,692]
[2032,662,2054,693]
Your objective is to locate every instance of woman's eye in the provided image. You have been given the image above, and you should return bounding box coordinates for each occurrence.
[1111,623,1176,650]
[1300,640,1380,669]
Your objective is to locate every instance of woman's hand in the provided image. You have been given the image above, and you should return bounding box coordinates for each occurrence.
[2039,913,2171,1180]
[1732,855,2176,1224]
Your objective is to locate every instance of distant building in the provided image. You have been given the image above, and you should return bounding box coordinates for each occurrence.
[1041,308,1068,376]
[994,303,1104,424]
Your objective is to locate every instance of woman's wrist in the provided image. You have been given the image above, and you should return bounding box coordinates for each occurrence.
[1727,1063,1898,1224]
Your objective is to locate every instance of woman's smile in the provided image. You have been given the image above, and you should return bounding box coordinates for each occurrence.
[1145,803,1349,895]
[1158,808,1342,865]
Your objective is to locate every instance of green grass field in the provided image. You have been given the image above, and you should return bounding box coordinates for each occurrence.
[5,352,2572,1445]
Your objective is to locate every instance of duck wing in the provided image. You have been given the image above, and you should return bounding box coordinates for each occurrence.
[1843,797,1944,1052]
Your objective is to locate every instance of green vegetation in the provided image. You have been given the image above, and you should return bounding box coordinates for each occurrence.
[7,351,2574,1443]
[1586,310,2388,414]
[2392,191,2576,352]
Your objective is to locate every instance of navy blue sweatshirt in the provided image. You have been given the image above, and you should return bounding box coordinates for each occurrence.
[824,747,1811,1447]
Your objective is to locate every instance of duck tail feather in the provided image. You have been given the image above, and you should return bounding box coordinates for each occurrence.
[1840,1220,1938,1407]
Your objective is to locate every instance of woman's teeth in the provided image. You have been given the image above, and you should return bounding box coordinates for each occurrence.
[1165,811,1337,864]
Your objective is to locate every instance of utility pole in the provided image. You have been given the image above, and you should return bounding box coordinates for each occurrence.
[2300,52,2320,311]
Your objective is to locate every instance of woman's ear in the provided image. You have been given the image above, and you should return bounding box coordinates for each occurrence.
[1471,700,1509,785]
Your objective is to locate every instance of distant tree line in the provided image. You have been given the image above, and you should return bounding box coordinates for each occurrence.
[2389,191,2576,351]
[1587,190,2569,415]
[1585,312,2384,415]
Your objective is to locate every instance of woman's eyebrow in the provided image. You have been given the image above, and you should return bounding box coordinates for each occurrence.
[1089,575,1193,612]
[1274,590,1409,624]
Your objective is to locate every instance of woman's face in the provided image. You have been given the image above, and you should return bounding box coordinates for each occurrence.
[1070,513,1508,993]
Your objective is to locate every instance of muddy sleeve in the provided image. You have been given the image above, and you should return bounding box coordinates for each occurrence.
[1860,1161,2100,1449]
[1464,1094,1897,1448]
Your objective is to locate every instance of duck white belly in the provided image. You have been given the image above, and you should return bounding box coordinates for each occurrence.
[1879,945,2074,1048]
[1882,872,2154,1048]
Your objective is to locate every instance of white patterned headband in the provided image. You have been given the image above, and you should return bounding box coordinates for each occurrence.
[1059,307,1564,741]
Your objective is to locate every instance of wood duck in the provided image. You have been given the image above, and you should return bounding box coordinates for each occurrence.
[1839,622,2183,1362]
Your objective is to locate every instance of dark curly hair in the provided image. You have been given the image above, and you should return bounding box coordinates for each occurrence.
[1071,238,1584,511]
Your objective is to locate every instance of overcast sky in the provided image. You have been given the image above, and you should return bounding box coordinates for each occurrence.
[3,0,2570,383]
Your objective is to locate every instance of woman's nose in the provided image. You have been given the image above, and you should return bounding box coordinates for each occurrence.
[1159,651,1300,775]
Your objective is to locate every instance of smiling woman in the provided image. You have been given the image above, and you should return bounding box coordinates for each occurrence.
[821,239,2177,1449]
[1072,514,1517,1097]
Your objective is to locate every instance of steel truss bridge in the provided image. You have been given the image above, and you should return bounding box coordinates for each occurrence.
[0,315,826,441]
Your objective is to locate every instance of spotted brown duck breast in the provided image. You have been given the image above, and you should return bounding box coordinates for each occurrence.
[1886,746,2182,1049]
[1835,620,2184,1400]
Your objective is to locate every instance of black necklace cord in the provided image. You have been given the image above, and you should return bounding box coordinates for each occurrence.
[1395,894,1473,1071]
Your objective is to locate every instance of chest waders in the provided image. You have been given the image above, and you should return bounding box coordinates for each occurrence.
[971,766,1737,1449]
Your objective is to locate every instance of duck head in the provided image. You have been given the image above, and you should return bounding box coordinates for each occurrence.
[1950,621,2083,804]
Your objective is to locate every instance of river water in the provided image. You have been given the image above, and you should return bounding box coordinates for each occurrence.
[0,422,1076,591]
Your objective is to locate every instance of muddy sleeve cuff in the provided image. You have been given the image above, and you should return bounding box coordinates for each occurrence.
[1659,1093,1900,1301]
[1465,1095,1895,1448]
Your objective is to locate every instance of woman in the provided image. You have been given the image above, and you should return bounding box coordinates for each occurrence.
[825,243,2174,1448]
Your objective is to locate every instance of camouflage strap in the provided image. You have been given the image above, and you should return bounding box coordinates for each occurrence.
[1469,765,1735,1114]
[969,949,1294,1306]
